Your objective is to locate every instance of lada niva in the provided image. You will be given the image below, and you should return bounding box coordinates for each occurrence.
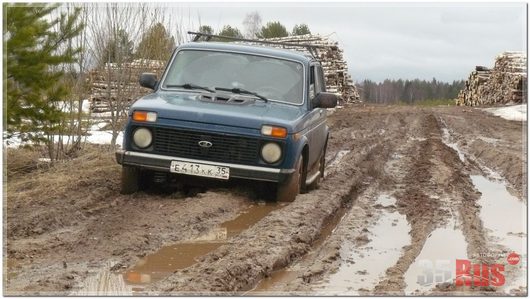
[115,41,338,201]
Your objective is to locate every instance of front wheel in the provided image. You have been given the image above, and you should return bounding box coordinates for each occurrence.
[276,156,304,202]
[120,166,140,194]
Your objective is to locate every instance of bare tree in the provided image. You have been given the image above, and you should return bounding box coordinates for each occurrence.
[51,3,91,160]
[84,3,169,147]
[242,11,262,39]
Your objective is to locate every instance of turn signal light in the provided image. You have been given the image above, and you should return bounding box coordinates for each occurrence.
[261,125,287,138]
[132,111,157,122]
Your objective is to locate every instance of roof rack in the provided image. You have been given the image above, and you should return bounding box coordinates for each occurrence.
[187,31,329,58]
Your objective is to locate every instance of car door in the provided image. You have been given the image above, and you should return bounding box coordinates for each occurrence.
[306,63,327,173]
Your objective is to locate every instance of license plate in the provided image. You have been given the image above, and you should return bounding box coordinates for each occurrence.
[170,160,230,180]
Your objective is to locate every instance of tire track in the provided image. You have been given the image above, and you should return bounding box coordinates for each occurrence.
[375,113,494,295]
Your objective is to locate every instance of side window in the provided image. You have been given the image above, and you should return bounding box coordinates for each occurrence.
[316,66,326,93]
[309,65,316,99]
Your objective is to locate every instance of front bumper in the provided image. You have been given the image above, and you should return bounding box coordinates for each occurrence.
[115,150,294,183]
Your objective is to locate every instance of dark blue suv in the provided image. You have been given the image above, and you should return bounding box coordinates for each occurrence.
[115,42,337,201]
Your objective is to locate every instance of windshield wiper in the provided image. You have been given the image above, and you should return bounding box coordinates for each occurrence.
[215,87,268,103]
[166,83,215,93]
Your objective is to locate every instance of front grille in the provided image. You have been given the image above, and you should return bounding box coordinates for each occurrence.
[151,127,260,165]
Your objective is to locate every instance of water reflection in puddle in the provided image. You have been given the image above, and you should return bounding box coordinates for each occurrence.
[471,175,526,253]
[75,202,284,295]
[73,262,132,296]
[251,270,300,294]
[124,242,225,285]
[124,202,284,287]
[471,175,527,292]
[404,220,468,295]
[316,194,410,295]
[375,194,396,207]
[441,127,466,162]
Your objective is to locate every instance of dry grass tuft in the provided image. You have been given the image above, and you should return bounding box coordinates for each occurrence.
[5,146,49,178]
[6,144,120,206]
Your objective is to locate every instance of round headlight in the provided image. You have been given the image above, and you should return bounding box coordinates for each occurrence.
[133,127,152,148]
[261,142,282,164]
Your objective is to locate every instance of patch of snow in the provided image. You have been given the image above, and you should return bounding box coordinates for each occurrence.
[85,131,123,146]
[483,104,527,121]
[3,130,122,148]
[82,99,91,113]
[54,99,91,114]
[89,122,110,131]
[92,111,113,118]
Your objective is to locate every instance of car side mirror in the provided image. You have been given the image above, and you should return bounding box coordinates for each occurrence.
[139,73,158,90]
[312,92,338,109]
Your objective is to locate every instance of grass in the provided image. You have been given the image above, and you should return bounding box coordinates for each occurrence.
[6,144,120,204]
[5,146,48,178]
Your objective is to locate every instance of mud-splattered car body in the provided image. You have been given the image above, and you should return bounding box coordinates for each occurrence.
[116,42,338,201]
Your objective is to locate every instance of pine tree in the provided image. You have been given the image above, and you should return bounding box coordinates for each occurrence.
[257,21,289,39]
[217,25,243,41]
[135,23,175,61]
[5,3,83,159]
[103,28,134,64]
[292,24,311,36]
[198,25,214,35]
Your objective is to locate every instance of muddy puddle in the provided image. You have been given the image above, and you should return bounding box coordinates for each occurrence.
[440,126,466,162]
[471,175,527,292]
[75,202,285,295]
[73,262,133,296]
[250,194,354,294]
[252,194,411,295]
[471,175,526,253]
[404,218,468,295]
[315,194,411,295]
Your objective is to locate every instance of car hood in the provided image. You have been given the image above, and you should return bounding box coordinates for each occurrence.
[131,92,305,133]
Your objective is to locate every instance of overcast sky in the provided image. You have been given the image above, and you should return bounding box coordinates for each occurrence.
[165,2,526,82]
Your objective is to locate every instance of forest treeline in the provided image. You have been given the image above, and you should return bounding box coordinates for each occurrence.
[357,79,465,104]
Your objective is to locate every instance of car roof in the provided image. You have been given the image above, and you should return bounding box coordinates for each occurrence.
[178,42,314,64]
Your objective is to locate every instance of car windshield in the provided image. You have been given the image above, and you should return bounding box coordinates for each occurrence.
[162,50,304,104]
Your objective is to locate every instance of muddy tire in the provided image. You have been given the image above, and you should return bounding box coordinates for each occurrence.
[121,166,140,194]
[308,147,326,191]
[276,156,304,202]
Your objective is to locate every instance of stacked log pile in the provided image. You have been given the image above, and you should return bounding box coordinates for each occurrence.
[87,35,360,113]
[457,51,526,106]
[88,59,165,113]
[252,34,360,103]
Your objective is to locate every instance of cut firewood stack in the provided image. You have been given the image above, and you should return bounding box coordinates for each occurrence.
[88,59,165,114]
[251,34,360,103]
[457,51,527,106]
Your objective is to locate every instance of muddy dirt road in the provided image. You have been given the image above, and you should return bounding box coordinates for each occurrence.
[5,105,527,295]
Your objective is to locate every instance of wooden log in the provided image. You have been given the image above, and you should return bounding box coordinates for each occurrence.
[458,51,526,106]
